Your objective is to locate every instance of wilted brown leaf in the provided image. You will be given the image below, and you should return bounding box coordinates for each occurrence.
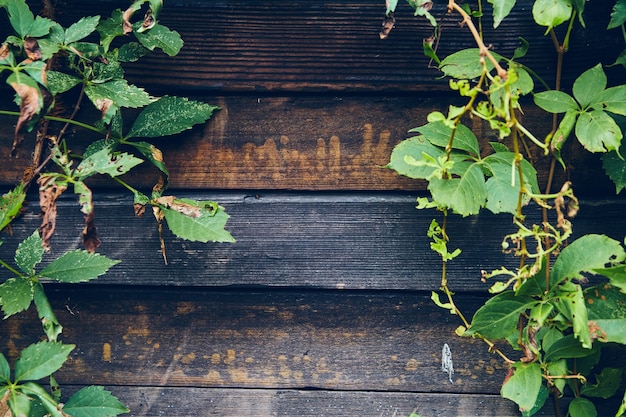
[154,196,204,218]
[0,43,9,60]
[38,175,67,251]
[24,37,42,61]
[152,205,168,265]
[379,12,396,39]
[95,98,114,118]
[0,390,11,417]
[122,5,137,34]
[10,81,41,155]
[82,210,101,253]
[134,203,146,216]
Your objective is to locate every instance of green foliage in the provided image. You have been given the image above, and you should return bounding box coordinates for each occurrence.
[0,1,235,416]
[386,0,626,416]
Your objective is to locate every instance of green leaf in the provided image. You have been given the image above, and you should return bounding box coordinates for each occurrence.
[575,109,623,153]
[75,147,143,180]
[8,390,32,417]
[568,397,597,417]
[594,263,626,292]
[46,70,82,95]
[126,96,219,139]
[573,64,606,108]
[128,141,169,178]
[465,291,535,339]
[65,16,100,44]
[608,0,626,29]
[532,0,572,31]
[160,199,235,243]
[97,9,126,52]
[85,79,153,123]
[63,386,129,417]
[501,362,543,412]
[488,0,516,28]
[544,334,595,361]
[602,147,626,194]
[4,0,35,37]
[580,367,622,399]
[387,136,446,179]
[609,49,626,69]
[552,235,626,286]
[0,353,10,383]
[521,383,549,417]
[413,121,480,157]
[594,85,626,116]
[617,390,626,417]
[428,162,487,216]
[20,381,65,417]
[14,341,74,382]
[482,152,538,214]
[40,250,120,283]
[117,42,150,62]
[553,284,592,348]
[0,277,34,318]
[585,284,626,343]
[0,184,26,231]
[386,0,398,14]
[33,282,62,342]
[439,48,504,79]
[14,230,44,275]
[533,90,579,113]
[134,23,183,56]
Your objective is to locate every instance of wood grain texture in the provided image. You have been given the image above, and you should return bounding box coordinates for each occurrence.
[2,193,625,290]
[44,0,624,93]
[0,97,615,194]
[59,387,572,417]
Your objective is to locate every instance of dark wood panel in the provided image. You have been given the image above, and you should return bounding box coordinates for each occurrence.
[0,96,615,194]
[62,387,567,417]
[45,0,624,93]
[2,193,625,290]
[0,287,517,393]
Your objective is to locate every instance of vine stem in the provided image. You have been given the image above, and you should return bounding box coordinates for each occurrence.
[0,259,24,277]
[0,110,107,136]
[447,0,508,79]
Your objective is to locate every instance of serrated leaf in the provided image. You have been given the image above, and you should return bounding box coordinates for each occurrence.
[117,42,150,62]
[65,16,100,44]
[97,9,126,52]
[573,64,606,108]
[14,230,44,275]
[532,0,572,31]
[160,200,235,243]
[576,110,622,153]
[8,390,32,417]
[75,147,143,180]
[4,0,35,37]
[501,362,542,412]
[482,152,538,214]
[602,147,626,194]
[40,250,120,283]
[608,0,626,29]
[63,386,129,417]
[387,136,446,179]
[585,284,626,344]
[14,341,74,382]
[488,0,516,28]
[552,283,592,347]
[0,184,25,231]
[594,85,626,116]
[413,121,480,157]
[533,90,579,113]
[85,79,153,109]
[134,23,183,56]
[0,278,34,318]
[18,381,65,417]
[609,49,626,69]
[568,397,597,417]
[428,162,487,216]
[33,282,62,342]
[46,70,82,95]
[439,48,504,79]
[126,96,219,139]
[551,235,626,286]
[465,291,535,339]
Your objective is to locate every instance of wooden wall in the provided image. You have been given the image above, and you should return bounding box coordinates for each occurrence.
[1,1,625,416]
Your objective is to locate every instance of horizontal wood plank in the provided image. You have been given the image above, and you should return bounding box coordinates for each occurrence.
[0,97,615,194]
[59,387,571,417]
[44,0,624,93]
[2,193,625,290]
[0,287,520,393]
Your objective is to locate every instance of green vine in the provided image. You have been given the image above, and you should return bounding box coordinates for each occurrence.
[385,0,626,416]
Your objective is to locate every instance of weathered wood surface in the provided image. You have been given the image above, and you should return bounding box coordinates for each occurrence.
[0,100,616,194]
[43,0,624,93]
[0,286,620,416]
[2,193,625,290]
